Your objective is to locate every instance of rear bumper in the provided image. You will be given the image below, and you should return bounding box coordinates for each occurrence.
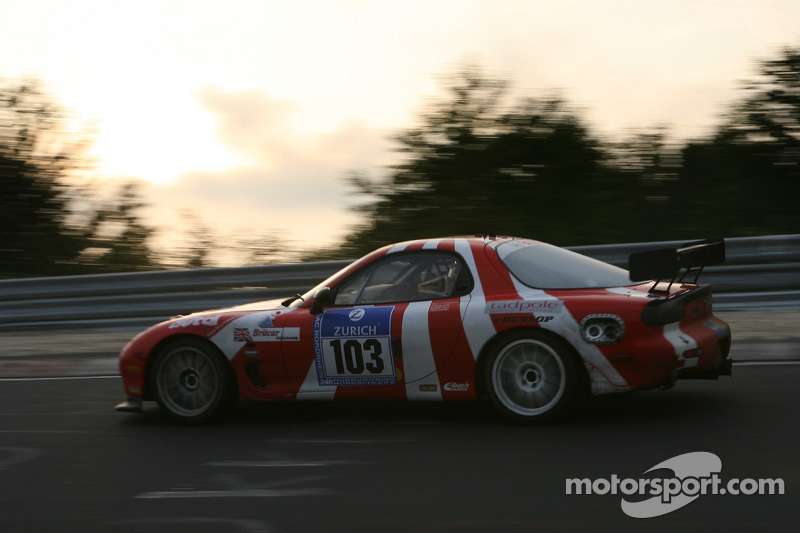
[678,327,733,379]
[679,350,732,379]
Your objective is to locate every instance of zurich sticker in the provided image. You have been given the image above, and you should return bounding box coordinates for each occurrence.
[314,307,396,386]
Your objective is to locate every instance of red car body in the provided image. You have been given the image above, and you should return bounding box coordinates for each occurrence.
[116,236,732,424]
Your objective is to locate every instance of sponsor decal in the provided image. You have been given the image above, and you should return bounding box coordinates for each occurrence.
[168,315,221,329]
[500,315,555,324]
[566,451,785,518]
[495,239,536,254]
[333,325,379,336]
[443,382,469,392]
[314,307,397,386]
[348,308,366,322]
[250,328,278,341]
[233,327,300,342]
[485,300,563,314]
[258,309,290,328]
[703,319,728,337]
[429,301,452,312]
[277,328,300,342]
[234,328,253,342]
[419,384,438,392]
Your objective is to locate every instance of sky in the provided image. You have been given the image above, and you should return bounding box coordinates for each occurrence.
[2,0,799,263]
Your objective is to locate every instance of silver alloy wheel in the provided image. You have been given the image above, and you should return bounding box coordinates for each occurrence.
[490,338,567,417]
[155,345,223,419]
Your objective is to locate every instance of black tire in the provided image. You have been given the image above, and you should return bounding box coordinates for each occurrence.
[485,330,578,424]
[152,338,236,424]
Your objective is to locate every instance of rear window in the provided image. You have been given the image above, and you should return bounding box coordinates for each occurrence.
[496,240,632,289]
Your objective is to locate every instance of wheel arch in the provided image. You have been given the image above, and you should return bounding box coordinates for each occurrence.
[474,327,590,399]
[143,333,236,401]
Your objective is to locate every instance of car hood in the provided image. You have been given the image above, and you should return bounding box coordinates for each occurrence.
[221,298,290,313]
[162,298,289,328]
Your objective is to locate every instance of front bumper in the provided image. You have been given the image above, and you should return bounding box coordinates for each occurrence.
[114,397,145,413]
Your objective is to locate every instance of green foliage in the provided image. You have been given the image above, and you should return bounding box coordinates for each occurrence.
[326,68,656,258]
[76,181,156,272]
[6,43,800,273]
[317,51,800,260]
[0,152,86,277]
[335,70,599,256]
[1,81,90,277]
[695,45,800,236]
[0,80,157,278]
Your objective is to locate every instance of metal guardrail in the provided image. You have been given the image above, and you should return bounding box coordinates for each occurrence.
[1,235,798,330]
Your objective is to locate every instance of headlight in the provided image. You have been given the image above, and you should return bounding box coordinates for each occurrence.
[580,314,625,344]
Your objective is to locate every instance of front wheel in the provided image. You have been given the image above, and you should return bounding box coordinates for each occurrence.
[485,331,578,424]
[152,338,235,424]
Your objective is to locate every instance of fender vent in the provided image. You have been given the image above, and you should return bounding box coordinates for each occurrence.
[245,362,268,389]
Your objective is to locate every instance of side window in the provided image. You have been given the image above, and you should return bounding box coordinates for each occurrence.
[334,252,471,305]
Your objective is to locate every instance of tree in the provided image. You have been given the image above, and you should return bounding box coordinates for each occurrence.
[325,48,800,261]
[0,79,158,277]
[606,129,689,241]
[77,181,157,272]
[735,45,800,145]
[0,81,91,277]
[677,45,800,237]
[330,67,633,258]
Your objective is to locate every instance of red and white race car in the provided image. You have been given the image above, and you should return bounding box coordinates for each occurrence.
[116,236,732,424]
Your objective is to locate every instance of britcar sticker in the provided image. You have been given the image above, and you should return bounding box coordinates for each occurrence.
[233,328,253,342]
[314,307,397,386]
[232,327,300,342]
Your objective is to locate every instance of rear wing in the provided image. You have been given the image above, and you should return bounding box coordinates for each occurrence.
[628,238,725,293]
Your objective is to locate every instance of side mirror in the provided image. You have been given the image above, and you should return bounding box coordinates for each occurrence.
[310,287,333,315]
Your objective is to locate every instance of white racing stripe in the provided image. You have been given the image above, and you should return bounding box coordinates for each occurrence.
[204,460,367,467]
[455,239,496,360]
[663,322,699,369]
[403,300,441,399]
[508,278,629,391]
[733,361,800,366]
[0,375,118,382]
[137,488,331,499]
[296,361,337,399]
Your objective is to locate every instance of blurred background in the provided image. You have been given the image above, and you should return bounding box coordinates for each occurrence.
[1,0,799,278]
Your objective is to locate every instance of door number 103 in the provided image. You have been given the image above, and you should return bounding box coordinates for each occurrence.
[328,338,386,375]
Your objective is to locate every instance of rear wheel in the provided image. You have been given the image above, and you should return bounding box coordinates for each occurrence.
[485,331,578,424]
[152,339,235,424]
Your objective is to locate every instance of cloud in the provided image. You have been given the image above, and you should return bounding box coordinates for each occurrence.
[143,87,395,262]
[196,87,300,167]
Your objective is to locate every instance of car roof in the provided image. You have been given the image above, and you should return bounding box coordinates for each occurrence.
[386,235,531,251]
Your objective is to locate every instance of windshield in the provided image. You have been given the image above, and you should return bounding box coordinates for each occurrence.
[287,260,359,308]
[496,240,632,289]
[289,279,335,308]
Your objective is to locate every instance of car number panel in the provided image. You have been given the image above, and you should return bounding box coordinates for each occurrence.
[314,307,397,386]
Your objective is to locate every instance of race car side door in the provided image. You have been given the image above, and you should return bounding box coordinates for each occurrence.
[280,249,472,400]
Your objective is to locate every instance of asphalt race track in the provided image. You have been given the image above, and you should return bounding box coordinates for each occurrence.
[0,361,797,532]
